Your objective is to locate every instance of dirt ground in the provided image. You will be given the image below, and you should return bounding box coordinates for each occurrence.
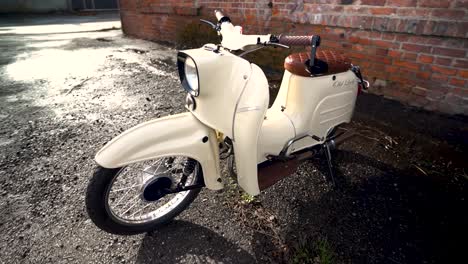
[0,14,467,264]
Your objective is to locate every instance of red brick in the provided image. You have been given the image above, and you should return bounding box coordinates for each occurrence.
[352,44,365,52]
[397,8,431,17]
[348,36,360,43]
[174,7,198,16]
[382,33,396,41]
[386,65,399,73]
[418,55,434,63]
[357,37,372,45]
[373,40,399,49]
[424,20,461,37]
[454,0,468,8]
[459,70,468,79]
[394,60,421,71]
[402,43,431,53]
[430,65,457,76]
[372,48,387,56]
[433,47,466,57]
[454,60,468,68]
[434,57,452,66]
[450,78,466,87]
[369,31,382,39]
[373,17,399,32]
[402,52,418,61]
[360,0,386,5]
[387,0,417,7]
[407,37,426,45]
[419,0,450,8]
[396,35,410,42]
[417,71,431,80]
[349,52,366,59]
[370,7,396,15]
[431,9,465,20]
[431,74,449,82]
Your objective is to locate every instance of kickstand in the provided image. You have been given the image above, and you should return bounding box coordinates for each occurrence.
[323,142,336,186]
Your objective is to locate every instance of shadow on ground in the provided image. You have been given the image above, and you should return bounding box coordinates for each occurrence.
[282,150,466,263]
[247,93,467,263]
[136,221,255,263]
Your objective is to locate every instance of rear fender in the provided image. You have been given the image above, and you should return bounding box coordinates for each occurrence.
[95,113,223,190]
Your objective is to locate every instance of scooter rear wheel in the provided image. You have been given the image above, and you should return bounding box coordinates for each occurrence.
[85,157,203,235]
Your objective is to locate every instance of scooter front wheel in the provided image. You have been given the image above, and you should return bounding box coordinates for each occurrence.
[85,156,203,235]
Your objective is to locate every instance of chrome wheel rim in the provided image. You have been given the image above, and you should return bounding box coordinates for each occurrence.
[104,157,197,224]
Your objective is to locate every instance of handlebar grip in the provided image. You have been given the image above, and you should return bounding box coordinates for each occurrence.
[215,10,225,21]
[278,35,314,46]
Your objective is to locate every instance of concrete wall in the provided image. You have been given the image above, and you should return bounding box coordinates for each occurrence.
[120,0,468,115]
[0,0,69,13]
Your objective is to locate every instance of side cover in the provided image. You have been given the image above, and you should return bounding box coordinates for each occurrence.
[95,113,223,190]
[233,64,269,195]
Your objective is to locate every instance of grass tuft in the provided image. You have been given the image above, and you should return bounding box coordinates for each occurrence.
[290,237,335,264]
[316,238,335,264]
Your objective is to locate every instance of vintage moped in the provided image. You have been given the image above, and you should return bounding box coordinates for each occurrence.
[86,10,368,235]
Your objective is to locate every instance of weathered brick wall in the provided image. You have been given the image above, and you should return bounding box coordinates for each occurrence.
[120,0,468,115]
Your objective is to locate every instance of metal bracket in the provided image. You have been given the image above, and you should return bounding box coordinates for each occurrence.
[323,140,336,186]
[272,134,323,160]
[351,65,369,90]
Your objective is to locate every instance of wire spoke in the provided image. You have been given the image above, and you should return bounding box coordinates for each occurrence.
[110,183,143,193]
[120,195,142,216]
[107,156,197,224]
[114,184,134,206]
[130,203,153,218]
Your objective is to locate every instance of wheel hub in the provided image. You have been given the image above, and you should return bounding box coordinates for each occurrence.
[140,164,174,202]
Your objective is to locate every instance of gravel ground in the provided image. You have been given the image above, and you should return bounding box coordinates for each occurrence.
[1,14,467,264]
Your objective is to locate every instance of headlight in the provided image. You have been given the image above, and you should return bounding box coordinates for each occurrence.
[177,53,199,97]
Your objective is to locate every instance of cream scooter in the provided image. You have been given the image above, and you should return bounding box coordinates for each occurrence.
[86,10,368,235]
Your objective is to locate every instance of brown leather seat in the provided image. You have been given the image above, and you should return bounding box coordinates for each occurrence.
[284,50,351,77]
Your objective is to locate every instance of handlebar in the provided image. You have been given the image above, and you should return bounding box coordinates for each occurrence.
[215,10,227,22]
[211,10,319,51]
[277,35,316,46]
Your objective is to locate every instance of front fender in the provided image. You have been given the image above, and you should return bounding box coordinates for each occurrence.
[95,112,223,190]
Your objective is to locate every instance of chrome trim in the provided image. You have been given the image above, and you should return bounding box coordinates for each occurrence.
[236,106,261,113]
[185,93,196,111]
[231,64,252,141]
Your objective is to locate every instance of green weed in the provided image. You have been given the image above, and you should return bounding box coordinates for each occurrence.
[290,238,335,264]
[316,238,334,264]
[240,192,256,204]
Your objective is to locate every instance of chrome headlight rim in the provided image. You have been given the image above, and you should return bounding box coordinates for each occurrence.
[177,52,200,97]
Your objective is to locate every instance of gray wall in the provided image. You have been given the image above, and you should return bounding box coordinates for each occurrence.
[0,0,69,13]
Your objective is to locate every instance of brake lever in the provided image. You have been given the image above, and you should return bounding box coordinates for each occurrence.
[200,19,220,31]
[267,42,290,49]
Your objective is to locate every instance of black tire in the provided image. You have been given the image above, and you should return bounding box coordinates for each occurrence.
[85,163,203,235]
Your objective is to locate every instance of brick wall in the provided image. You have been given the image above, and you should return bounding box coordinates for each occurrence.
[119,0,468,115]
